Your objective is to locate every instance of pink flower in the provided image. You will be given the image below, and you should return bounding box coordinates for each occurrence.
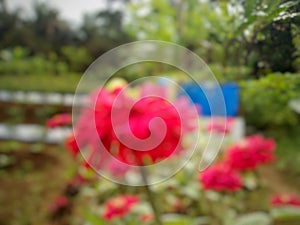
[199,163,242,192]
[107,159,129,178]
[207,117,234,134]
[67,173,90,188]
[225,135,276,171]
[140,213,154,222]
[46,113,71,128]
[171,198,186,213]
[271,194,300,207]
[103,195,139,220]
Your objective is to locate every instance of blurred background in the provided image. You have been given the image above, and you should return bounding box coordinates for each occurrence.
[0,0,300,225]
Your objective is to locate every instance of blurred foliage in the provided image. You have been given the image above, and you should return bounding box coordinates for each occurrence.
[272,206,300,224]
[292,23,300,72]
[61,46,92,72]
[0,47,68,75]
[0,0,299,75]
[0,73,81,93]
[1,103,67,125]
[1,1,300,224]
[4,105,25,124]
[127,0,300,74]
[112,61,252,84]
[0,0,131,73]
[0,1,75,55]
[268,125,300,183]
[240,73,300,130]
[79,9,131,58]
[250,19,300,76]
[209,64,252,83]
[112,61,181,82]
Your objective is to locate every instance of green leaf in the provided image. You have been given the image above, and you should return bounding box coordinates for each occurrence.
[193,216,211,225]
[266,1,298,21]
[271,206,300,222]
[233,212,272,225]
[180,183,200,200]
[162,214,211,225]
[264,0,281,15]
[162,214,192,225]
[234,15,256,37]
[83,211,106,225]
[244,0,257,18]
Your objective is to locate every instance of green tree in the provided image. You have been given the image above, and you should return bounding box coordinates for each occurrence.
[28,2,76,54]
[0,0,23,50]
[79,8,131,58]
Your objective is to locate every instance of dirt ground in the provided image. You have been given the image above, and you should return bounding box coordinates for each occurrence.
[0,142,75,225]
[259,165,300,195]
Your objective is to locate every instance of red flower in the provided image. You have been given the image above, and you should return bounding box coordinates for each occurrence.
[103,195,139,220]
[65,133,80,157]
[72,84,198,168]
[46,113,71,128]
[113,96,183,165]
[225,135,276,171]
[246,135,276,164]
[225,143,259,171]
[49,195,69,214]
[271,194,300,207]
[199,163,242,192]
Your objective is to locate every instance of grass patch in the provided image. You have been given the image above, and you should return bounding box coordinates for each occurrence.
[267,127,300,179]
[0,73,82,93]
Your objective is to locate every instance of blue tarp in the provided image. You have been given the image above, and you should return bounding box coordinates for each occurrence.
[181,82,240,117]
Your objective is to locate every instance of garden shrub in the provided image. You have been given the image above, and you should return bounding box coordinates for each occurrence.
[209,64,252,83]
[61,46,92,72]
[0,47,69,75]
[239,73,300,130]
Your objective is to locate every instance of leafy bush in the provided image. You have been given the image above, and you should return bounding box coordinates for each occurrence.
[0,47,69,75]
[240,73,300,130]
[61,46,92,72]
[0,73,80,93]
[209,64,252,83]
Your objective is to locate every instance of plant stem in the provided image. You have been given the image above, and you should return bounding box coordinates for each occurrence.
[139,167,163,225]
